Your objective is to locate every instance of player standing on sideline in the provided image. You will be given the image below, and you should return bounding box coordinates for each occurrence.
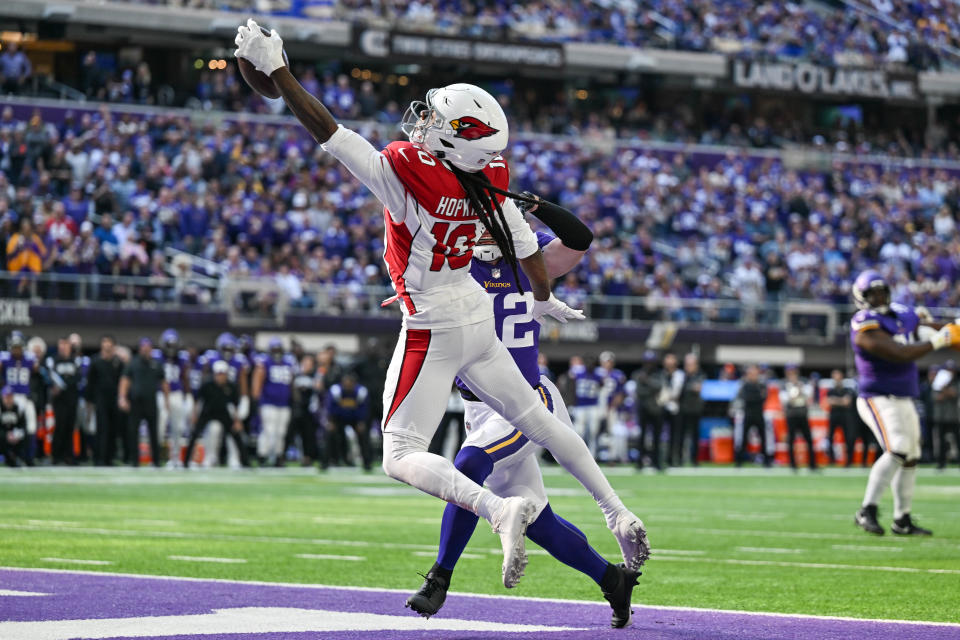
[252,337,297,467]
[326,372,372,470]
[568,356,602,457]
[850,270,960,536]
[595,351,626,460]
[407,197,640,627]
[235,19,648,585]
[155,329,190,468]
[0,331,38,463]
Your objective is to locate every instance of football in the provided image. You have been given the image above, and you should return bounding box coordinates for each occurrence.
[237,26,288,99]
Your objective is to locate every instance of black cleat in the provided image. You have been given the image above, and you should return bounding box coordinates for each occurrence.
[602,563,641,629]
[405,569,449,618]
[891,514,932,536]
[855,504,884,535]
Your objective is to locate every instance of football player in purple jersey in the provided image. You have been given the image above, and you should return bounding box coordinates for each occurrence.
[252,337,298,466]
[406,196,643,628]
[0,331,38,459]
[850,269,960,536]
[154,329,191,468]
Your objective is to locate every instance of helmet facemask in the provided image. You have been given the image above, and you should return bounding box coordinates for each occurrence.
[473,230,502,263]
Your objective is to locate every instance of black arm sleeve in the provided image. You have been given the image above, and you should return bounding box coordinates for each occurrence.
[519,191,593,251]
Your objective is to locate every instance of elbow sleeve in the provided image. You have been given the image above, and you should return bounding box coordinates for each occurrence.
[520,193,593,251]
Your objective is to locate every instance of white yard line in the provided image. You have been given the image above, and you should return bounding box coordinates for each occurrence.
[412,551,485,560]
[832,544,904,553]
[294,554,366,562]
[735,546,805,555]
[168,555,247,564]
[657,555,960,575]
[39,558,113,566]
[4,567,959,629]
[0,589,48,596]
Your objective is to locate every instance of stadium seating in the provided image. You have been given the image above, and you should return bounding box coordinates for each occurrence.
[2,98,959,317]
[84,0,956,70]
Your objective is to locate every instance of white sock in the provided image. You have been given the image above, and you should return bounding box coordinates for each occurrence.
[513,404,625,528]
[892,465,916,520]
[381,432,503,522]
[862,452,900,507]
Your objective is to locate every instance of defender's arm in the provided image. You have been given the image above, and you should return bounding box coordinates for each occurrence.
[855,328,942,363]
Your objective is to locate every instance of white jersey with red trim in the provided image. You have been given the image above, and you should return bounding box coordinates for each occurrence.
[321,125,539,329]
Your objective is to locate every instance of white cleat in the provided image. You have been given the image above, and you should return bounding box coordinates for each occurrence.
[612,511,651,572]
[491,496,537,588]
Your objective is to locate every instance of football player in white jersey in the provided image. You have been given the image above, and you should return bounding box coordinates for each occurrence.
[235,20,648,587]
[407,196,641,627]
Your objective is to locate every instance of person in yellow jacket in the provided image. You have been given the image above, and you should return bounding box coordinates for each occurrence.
[6,217,48,296]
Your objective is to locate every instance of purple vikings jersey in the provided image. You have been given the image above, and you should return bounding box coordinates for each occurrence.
[456,232,555,395]
[152,349,190,392]
[596,366,626,404]
[256,353,298,406]
[571,366,602,407]
[187,358,204,396]
[201,350,248,384]
[851,303,921,398]
[0,351,36,394]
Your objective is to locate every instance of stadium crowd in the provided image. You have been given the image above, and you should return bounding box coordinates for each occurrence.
[2,103,960,316]
[54,55,960,159]
[4,330,957,470]
[93,0,952,70]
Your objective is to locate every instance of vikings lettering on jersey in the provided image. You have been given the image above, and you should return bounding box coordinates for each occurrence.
[456,232,555,395]
[0,351,36,394]
[152,349,190,392]
[851,303,921,398]
[256,354,298,407]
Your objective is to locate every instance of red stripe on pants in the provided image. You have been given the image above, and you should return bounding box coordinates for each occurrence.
[384,329,432,428]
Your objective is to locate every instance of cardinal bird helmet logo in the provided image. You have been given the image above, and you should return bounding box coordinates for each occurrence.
[449,116,499,140]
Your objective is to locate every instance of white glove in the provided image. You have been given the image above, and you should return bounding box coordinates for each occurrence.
[914,305,933,323]
[532,293,585,324]
[930,324,960,351]
[234,18,286,76]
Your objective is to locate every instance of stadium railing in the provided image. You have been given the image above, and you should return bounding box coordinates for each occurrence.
[0,270,923,332]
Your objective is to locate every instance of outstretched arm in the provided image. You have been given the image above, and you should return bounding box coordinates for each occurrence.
[855,326,958,363]
[235,20,407,216]
[271,68,338,144]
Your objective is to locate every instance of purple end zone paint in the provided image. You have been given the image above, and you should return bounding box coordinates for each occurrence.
[0,569,956,640]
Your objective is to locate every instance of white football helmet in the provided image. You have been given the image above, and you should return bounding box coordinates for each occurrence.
[401,83,509,172]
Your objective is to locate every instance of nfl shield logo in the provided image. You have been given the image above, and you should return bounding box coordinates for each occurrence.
[492,268,501,278]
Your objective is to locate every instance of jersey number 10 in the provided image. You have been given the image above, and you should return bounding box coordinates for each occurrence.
[429,222,477,271]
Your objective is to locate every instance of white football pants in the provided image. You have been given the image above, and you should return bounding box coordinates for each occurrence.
[381,317,624,525]
[157,390,188,460]
[258,404,290,463]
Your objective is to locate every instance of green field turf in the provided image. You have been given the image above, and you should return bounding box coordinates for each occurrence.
[1,466,958,623]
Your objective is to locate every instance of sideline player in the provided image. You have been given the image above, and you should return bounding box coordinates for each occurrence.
[235,20,648,585]
[252,337,297,466]
[155,329,190,468]
[407,196,640,627]
[850,270,960,535]
[0,332,38,461]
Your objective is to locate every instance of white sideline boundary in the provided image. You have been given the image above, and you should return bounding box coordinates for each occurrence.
[2,567,958,629]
